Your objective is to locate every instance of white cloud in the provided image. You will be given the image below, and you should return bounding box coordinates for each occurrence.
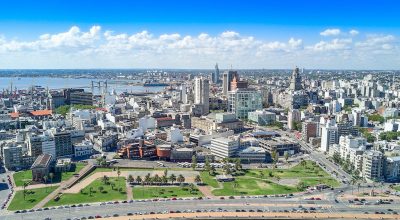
[320,28,341,36]
[0,26,399,69]
[349,29,359,36]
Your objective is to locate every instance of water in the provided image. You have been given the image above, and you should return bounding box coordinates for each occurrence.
[0,77,164,95]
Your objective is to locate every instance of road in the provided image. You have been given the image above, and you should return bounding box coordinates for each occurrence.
[1,192,399,220]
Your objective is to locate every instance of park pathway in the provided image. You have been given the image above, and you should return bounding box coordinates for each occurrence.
[33,164,94,209]
[126,181,133,200]
[197,185,216,198]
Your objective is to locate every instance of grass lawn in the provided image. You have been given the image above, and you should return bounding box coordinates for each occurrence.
[13,170,32,187]
[200,172,220,188]
[8,186,58,211]
[13,162,86,187]
[201,160,339,196]
[212,176,297,196]
[394,185,400,192]
[132,186,203,199]
[45,177,127,207]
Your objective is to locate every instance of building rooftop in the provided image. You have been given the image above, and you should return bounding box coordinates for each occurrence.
[31,154,52,169]
[29,109,53,116]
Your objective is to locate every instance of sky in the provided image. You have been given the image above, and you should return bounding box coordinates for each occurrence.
[0,0,399,69]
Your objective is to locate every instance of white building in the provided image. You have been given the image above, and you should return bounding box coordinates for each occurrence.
[138,116,156,131]
[74,140,93,157]
[210,137,239,159]
[320,125,338,152]
[169,126,184,144]
[194,77,210,115]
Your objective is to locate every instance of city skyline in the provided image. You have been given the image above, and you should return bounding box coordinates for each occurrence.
[0,0,399,69]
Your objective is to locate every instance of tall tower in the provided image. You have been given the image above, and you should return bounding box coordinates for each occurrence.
[194,77,210,114]
[222,70,238,96]
[289,67,302,91]
[213,63,220,84]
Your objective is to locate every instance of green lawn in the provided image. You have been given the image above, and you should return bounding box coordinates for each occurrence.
[13,170,32,187]
[45,177,127,207]
[13,162,86,187]
[394,185,400,192]
[8,186,58,211]
[132,186,203,199]
[212,176,297,196]
[200,172,220,188]
[201,160,339,196]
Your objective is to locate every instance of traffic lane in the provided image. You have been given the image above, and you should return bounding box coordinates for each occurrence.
[4,197,400,220]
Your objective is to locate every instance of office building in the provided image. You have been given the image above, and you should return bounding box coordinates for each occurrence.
[194,76,210,115]
[228,89,263,119]
[211,137,239,159]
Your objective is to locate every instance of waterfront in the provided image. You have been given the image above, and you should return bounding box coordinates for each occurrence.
[0,77,164,94]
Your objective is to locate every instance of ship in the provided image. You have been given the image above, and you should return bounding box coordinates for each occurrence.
[143,82,169,87]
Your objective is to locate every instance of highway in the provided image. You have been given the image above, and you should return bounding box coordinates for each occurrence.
[1,193,399,220]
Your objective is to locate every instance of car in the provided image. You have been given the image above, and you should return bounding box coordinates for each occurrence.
[127,213,133,216]
[220,197,225,199]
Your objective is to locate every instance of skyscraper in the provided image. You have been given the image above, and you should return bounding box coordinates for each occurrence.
[228,88,263,119]
[194,77,210,114]
[289,67,302,91]
[212,63,220,84]
[222,70,238,96]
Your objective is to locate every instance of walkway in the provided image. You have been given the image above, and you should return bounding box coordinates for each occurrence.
[33,164,94,209]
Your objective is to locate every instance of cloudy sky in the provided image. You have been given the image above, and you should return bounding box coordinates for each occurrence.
[0,0,399,69]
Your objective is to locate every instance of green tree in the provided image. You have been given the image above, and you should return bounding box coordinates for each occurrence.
[235,158,242,171]
[205,158,211,174]
[169,174,177,184]
[98,186,104,193]
[284,151,289,163]
[177,174,185,184]
[271,150,278,165]
[191,155,197,170]
[102,175,109,185]
[136,176,142,185]
[127,175,134,184]
[49,172,54,185]
[144,173,151,185]
[194,175,202,184]
[117,167,121,180]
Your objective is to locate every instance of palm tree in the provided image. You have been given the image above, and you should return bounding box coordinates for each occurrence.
[127,175,134,184]
[189,183,195,194]
[169,174,177,185]
[49,172,54,185]
[350,177,357,195]
[153,174,160,185]
[98,186,104,193]
[275,176,281,183]
[300,159,307,168]
[110,182,115,190]
[191,155,197,170]
[233,181,238,196]
[284,151,289,163]
[23,181,30,200]
[102,175,109,185]
[164,169,168,177]
[205,159,211,174]
[235,158,242,171]
[177,174,185,185]
[117,167,121,180]
[144,173,151,185]
[161,175,168,185]
[194,175,202,184]
[136,176,142,185]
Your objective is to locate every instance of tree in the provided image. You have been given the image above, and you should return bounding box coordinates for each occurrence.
[49,172,54,185]
[164,169,168,177]
[259,171,265,179]
[136,176,142,185]
[98,186,104,193]
[223,162,231,175]
[275,176,281,183]
[332,152,341,164]
[191,155,197,170]
[169,174,177,184]
[210,166,216,176]
[235,158,242,171]
[89,187,94,196]
[144,173,151,185]
[153,174,161,185]
[177,174,185,184]
[23,181,30,200]
[189,183,195,194]
[110,182,115,190]
[102,175,109,185]
[161,175,168,185]
[300,159,307,168]
[284,151,289,163]
[271,150,278,166]
[127,174,134,184]
[205,158,211,174]
[297,182,307,191]
[117,167,121,180]
[194,175,202,184]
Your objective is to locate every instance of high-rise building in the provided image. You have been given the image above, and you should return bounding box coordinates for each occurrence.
[289,67,302,91]
[362,150,385,181]
[212,63,220,84]
[51,129,73,158]
[228,89,263,119]
[321,125,338,152]
[194,77,210,115]
[288,109,301,130]
[222,70,238,96]
[302,121,318,142]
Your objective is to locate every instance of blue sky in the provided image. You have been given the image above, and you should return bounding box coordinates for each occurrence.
[0,0,399,69]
